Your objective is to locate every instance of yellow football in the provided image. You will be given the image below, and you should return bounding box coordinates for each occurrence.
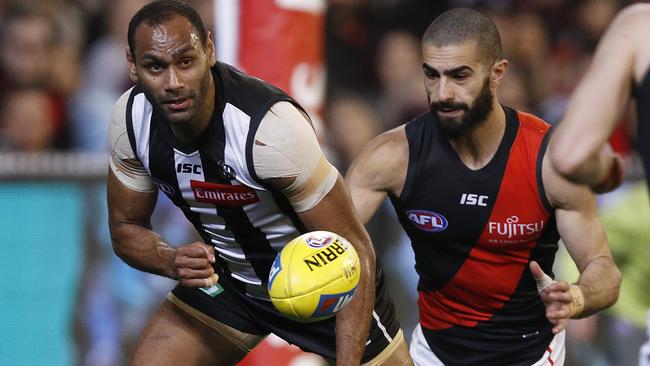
[268,231,361,322]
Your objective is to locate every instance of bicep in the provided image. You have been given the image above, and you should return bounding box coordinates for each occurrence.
[546,158,613,271]
[107,169,158,230]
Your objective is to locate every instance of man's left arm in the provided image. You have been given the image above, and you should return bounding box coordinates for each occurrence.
[535,154,621,333]
[255,102,374,365]
[295,176,376,365]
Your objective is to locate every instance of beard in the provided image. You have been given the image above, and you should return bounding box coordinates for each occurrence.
[429,77,494,139]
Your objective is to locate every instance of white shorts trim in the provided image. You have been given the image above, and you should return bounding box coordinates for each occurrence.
[531,329,565,366]
[409,324,566,366]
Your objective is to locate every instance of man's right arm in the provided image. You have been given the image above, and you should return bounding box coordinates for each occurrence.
[108,169,174,277]
[345,126,409,224]
[106,92,217,288]
[550,4,650,191]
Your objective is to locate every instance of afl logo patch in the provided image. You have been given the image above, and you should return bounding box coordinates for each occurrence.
[406,210,448,232]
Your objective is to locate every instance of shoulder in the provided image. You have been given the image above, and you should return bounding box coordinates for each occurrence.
[347,125,408,195]
[111,89,133,119]
[517,110,551,133]
[218,63,293,112]
[109,88,135,138]
[357,125,408,165]
[255,101,314,146]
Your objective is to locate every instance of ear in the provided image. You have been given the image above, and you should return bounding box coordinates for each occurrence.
[126,47,139,83]
[490,59,508,88]
[205,31,217,67]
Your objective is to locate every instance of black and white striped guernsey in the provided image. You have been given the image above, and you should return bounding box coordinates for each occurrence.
[124,62,308,299]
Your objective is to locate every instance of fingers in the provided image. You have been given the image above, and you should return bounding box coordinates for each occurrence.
[175,243,218,288]
[198,243,216,263]
[177,243,215,263]
[552,319,568,334]
[205,273,219,288]
[539,287,572,303]
[529,261,555,292]
[175,255,214,270]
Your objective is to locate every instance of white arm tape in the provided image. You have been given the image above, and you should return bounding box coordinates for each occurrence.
[253,101,338,212]
[108,90,156,193]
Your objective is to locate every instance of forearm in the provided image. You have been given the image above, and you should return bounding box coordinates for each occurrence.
[110,222,178,280]
[335,244,376,365]
[574,255,621,318]
[552,142,612,188]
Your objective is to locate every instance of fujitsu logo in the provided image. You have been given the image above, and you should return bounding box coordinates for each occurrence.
[190,180,260,206]
[488,216,544,239]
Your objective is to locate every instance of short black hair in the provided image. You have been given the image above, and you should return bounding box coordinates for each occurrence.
[127,0,208,56]
[423,8,503,66]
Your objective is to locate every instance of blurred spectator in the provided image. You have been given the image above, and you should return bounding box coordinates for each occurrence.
[69,0,147,152]
[326,1,376,95]
[0,88,63,151]
[499,67,533,112]
[0,3,78,150]
[326,92,381,170]
[574,0,619,51]
[373,30,428,130]
[0,5,56,89]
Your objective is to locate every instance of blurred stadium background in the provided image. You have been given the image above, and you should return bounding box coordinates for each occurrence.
[0,0,648,365]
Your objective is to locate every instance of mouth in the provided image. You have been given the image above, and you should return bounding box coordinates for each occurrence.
[436,107,463,117]
[164,97,190,111]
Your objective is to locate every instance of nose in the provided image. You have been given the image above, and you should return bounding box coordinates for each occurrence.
[164,66,183,92]
[436,77,454,102]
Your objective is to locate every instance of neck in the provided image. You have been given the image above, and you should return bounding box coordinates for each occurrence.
[171,74,215,144]
[448,102,506,170]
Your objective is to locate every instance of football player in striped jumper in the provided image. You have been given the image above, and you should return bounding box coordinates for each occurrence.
[107,1,411,365]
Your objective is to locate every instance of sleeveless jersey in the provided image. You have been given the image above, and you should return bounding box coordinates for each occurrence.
[390,107,560,365]
[635,67,650,190]
[125,62,307,299]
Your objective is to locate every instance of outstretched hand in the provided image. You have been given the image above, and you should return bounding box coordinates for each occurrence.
[530,261,576,334]
[174,242,218,288]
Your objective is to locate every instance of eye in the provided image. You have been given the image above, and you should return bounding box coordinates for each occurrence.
[147,63,163,73]
[424,69,438,80]
[453,73,468,81]
[180,58,193,67]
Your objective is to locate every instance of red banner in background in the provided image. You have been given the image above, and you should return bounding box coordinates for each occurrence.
[237,0,326,121]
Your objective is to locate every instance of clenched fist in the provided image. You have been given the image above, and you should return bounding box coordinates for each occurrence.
[173,242,219,288]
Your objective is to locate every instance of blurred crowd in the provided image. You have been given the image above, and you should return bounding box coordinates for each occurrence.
[0,0,648,365]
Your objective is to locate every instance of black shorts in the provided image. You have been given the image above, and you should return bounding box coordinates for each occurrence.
[171,267,401,362]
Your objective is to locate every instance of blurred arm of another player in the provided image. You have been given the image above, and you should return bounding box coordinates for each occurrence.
[532,153,622,334]
[549,5,650,193]
[254,102,377,366]
[345,126,409,225]
[107,92,217,289]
